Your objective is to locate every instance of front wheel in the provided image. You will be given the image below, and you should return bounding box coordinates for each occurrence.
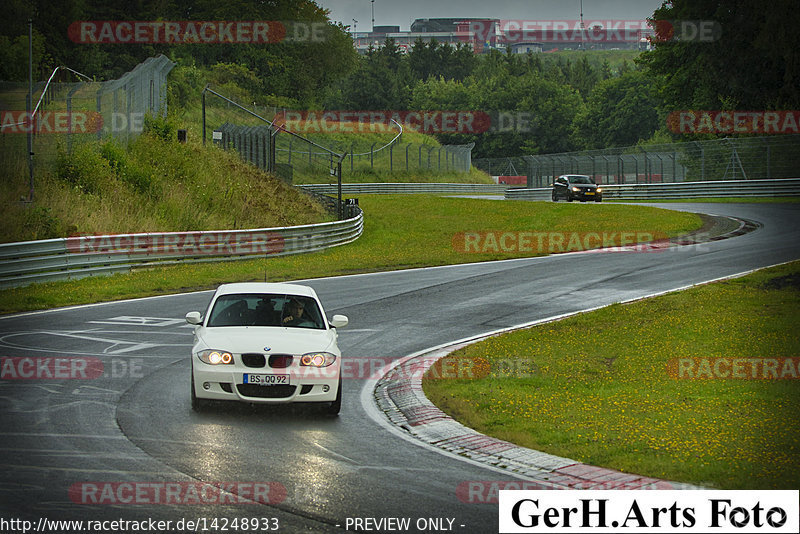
[551,192,558,202]
[191,372,209,411]
[326,376,342,416]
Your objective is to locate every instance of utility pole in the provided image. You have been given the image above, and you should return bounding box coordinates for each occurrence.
[371,0,375,32]
[579,0,585,50]
[27,19,34,202]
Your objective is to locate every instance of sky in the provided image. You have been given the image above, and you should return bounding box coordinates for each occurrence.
[316,0,665,31]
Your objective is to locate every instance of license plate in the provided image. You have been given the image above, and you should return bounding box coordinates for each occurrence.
[585,191,595,195]
[243,373,290,386]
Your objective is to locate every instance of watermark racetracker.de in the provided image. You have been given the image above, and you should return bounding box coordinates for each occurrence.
[668,357,800,380]
[0,356,145,380]
[273,110,538,135]
[69,481,286,505]
[452,231,672,255]
[668,111,800,135]
[68,20,330,44]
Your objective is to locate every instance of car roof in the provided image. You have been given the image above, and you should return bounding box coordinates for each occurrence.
[213,282,317,298]
[560,174,591,178]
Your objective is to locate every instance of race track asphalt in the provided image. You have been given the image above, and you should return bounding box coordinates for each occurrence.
[0,202,797,532]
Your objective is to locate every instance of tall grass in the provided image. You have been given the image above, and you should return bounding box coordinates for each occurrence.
[0,125,331,243]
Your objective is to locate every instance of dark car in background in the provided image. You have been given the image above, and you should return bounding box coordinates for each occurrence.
[552,174,603,202]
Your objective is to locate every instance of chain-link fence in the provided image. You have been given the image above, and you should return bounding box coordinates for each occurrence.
[474,135,800,188]
[203,87,345,185]
[1,55,174,198]
[336,141,474,175]
[201,89,473,183]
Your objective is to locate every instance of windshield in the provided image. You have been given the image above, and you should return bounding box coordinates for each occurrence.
[569,175,594,184]
[207,293,325,329]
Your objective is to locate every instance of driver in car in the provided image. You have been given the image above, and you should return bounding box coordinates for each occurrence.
[282,299,307,326]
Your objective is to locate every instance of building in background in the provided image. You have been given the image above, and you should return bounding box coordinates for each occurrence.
[351,17,652,54]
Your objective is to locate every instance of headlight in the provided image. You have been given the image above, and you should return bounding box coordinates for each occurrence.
[596,188,603,193]
[571,186,580,192]
[300,352,336,367]
[197,349,233,365]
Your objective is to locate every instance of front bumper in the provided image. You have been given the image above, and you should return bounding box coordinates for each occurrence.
[192,363,340,403]
[570,190,602,201]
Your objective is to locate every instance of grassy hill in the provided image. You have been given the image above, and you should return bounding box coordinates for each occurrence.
[0,121,331,243]
[0,63,491,243]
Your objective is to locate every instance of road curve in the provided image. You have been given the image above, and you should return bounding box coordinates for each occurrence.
[0,202,797,532]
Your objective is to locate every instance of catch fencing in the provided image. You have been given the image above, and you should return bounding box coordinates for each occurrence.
[474,135,800,188]
[0,54,174,157]
[202,89,473,183]
[0,55,175,199]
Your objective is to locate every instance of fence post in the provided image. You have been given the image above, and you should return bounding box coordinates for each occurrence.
[641,149,648,183]
[764,138,771,179]
[202,87,206,145]
[699,142,705,180]
[269,128,278,173]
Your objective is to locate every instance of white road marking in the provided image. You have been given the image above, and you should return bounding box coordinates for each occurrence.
[88,316,186,327]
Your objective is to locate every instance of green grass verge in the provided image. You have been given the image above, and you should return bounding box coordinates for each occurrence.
[423,261,800,489]
[0,196,701,313]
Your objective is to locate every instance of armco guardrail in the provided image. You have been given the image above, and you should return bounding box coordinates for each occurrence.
[505,178,800,201]
[0,208,363,289]
[298,183,512,195]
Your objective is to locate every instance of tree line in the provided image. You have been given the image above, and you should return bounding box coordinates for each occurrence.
[4,0,796,159]
[324,39,659,157]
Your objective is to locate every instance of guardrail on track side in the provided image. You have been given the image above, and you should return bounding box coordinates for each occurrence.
[505,178,800,201]
[0,208,363,289]
[298,183,512,195]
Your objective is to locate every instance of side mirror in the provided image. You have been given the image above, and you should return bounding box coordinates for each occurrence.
[186,311,203,325]
[329,314,349,328]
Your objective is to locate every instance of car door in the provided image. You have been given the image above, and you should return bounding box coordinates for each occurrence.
[553,176,567,199]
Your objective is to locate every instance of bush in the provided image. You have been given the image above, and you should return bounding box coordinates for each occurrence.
[100,140,157,197]
[143,114,177,142]
[23,206,64,240]
[54,145,110,194]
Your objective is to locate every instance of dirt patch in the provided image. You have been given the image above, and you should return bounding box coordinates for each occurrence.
[761,272,800,291]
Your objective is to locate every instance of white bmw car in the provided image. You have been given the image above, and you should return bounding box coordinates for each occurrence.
[186,282,348,414]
